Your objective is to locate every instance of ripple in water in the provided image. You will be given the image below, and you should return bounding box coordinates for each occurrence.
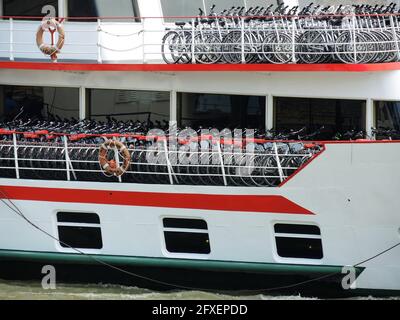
[0,280,398,300]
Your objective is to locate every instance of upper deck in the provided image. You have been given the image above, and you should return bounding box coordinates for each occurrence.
[1,1,400,144]
[1,0,400,72]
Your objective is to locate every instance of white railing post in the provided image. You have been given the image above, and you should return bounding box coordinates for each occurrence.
[273,142,284,183]
[63,136,77,181]
[141,17,145,63]
[389,15,400,61]
[12,133,19,179]
[9,18,14,61]
[291,17,297,63]
[163,138,174,185]
[241,17,245,64]
[216,140,227,186]
[112,138,122,183]
[63,135,70,181]
[352,15,357,64]
[191,19,196,64]
[97,19,102,63]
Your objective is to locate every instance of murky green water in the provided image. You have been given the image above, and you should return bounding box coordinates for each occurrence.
[0,280,315,300]
[0,280,398,300]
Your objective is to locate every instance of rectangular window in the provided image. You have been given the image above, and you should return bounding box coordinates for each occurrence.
[58,226,103,249]
[274,224,321,235]
[57,212,103,249]
[163,218,211,254]
[67,0,140,22]
[3,0,58,17]
[375,101,400,131]
[160,0,204,22]
[275,237,323,259]
[57,212,100,224]
[163,218,208,230]
[178,92,266,130]
[88,88,170,124]
[204,1,245,14]
[245,0,275,9]
[274,223,323,259]
[274,97,366,140]
[0,85,79,122]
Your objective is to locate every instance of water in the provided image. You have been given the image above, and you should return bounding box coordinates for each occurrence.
[0,280,398,300]
[0,280,316,300]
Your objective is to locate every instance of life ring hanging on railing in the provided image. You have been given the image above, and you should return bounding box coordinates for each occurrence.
[36,18,65,61]
[99,140,131,177]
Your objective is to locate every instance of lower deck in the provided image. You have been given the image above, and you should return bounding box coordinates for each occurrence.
[0,142,399,296]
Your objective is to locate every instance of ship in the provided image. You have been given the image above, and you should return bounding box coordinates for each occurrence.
[0,0,399,298]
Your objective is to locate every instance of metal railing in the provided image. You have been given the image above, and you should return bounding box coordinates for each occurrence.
[1,13,400,64]
[0,137,321,187]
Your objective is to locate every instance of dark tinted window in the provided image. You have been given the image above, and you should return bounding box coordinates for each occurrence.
[57,212,100,224]
[163,218,208,230]
[68,0,140,22]
[204,1,245,14]
[274,97,366,140]
[161,0,204,22]
[88,89,170,123]
[245,0,276,9]
[274,223,323,259]
[274,224,321,235]
[3,0,58,17]
[375,101,400,131]
[164,231,211,254]
[58,226,103,249]
[0,85,79,122]
[179,93,266,130]
[275,237,323,259]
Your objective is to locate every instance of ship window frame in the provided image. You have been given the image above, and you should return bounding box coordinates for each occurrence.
[65,0,141,23]
[272,95,367,140]
[177,91,267,131]
[160,0,207,23]
[2,0,59,18]
[86,87,171,123]
[162,217,211,255]
[273,223,323,260]
[56,211,103,250]
[374,100,400,132]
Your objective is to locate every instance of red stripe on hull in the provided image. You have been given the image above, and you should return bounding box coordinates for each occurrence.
[1,61,400,72]
[0,186,313,215]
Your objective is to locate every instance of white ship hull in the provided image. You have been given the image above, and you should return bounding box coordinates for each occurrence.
[0,141,399,296]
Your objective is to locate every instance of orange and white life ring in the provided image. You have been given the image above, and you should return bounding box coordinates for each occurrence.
[36,18,65,60]
[99,140,131,177]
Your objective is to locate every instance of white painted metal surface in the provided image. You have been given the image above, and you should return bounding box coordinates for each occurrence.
[0,142,399,291]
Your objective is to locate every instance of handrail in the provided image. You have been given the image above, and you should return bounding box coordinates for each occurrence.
[1,13,400,65]
[0,139,320,187]
[2,12,400,20]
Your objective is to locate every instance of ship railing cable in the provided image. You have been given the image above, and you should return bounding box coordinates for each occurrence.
[2,8,400,64]
[0,187,399,295]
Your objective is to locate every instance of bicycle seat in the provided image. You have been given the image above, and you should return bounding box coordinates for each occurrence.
[175,21,186,27]
[200,18,209,24]
[188,21,199,27]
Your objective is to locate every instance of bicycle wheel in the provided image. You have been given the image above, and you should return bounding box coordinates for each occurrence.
[221,31,252,64]
[334,31,369,64]
[269,32,294,64]
[194,33,222,64]
[161,31,179,64]
[297,30,329,64]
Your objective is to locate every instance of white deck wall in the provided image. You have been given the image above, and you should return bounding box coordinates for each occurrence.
[1,68,400,134]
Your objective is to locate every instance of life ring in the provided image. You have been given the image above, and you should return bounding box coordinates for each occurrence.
[99,140,131,177]
[36,18,65,60]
